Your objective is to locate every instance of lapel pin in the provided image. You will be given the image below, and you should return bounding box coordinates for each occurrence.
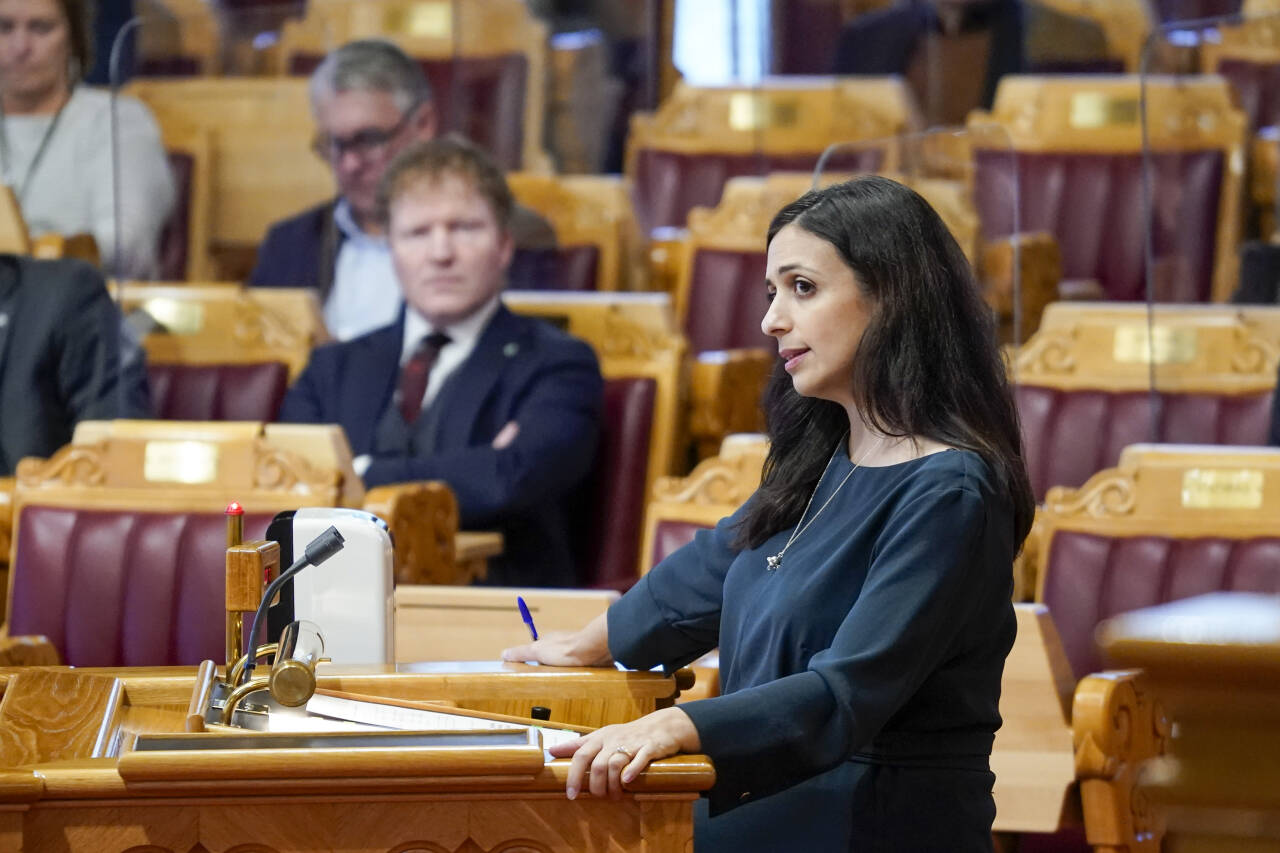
[503,342,519,357]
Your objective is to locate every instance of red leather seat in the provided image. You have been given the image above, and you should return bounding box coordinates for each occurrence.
[975,148,1225,302]
[1042,531,1280,680]
[288,54,528,170]
[631,148,884,234]
[148,362,290,421]
[7,507,275,666]
[509,245,600,292]
[1017,386,1273,500]
[157,150,193,281]
[1151,0,1242,21]
[1216,57,1280,132]
[649,519,709,569]
[684,249,772,352]
[575,377,656,591]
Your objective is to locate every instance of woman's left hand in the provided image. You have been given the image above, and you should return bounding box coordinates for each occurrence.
[551,706,702,800]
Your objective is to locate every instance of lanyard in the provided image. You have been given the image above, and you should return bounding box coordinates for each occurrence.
[0,85,73,204]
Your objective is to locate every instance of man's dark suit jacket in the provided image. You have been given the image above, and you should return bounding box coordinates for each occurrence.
[278,305,604,587]
[248,199,558,295]
[0,255,149,474]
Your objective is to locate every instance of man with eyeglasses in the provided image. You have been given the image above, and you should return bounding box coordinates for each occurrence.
[249,39,554,341]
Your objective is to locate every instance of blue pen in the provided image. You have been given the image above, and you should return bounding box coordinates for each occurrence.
[517,596,539,641]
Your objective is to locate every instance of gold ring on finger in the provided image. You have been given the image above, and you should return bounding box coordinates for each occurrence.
[613,746,634,759]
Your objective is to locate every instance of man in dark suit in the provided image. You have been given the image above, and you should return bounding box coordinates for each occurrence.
[279,137,603,587]
[0,255,150,475]
[249,39,554,342]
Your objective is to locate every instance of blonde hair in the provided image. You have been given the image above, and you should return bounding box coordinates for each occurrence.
[376,134,514,229]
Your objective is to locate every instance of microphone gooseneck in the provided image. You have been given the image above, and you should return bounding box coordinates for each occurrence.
[239,526,345,685]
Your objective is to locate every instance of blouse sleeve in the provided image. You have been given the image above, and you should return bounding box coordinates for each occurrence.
[678,482,1012,813]
[605,499,751,671]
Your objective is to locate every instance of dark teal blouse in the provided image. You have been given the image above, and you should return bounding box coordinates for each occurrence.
[608,448,1018,851]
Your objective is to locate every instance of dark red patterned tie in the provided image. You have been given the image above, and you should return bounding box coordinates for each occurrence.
[397,331,451,422]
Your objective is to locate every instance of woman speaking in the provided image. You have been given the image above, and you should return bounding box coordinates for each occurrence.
[505,175,1035,852]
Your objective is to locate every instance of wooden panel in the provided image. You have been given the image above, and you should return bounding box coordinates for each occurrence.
[991,604,1079,832]
[394,585,617,663]
[0,670,123,766]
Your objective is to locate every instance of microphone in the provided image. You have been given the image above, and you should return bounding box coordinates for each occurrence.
[239,525,345,685]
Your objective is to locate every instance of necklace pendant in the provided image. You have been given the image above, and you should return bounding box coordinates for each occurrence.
[766,554,781,571]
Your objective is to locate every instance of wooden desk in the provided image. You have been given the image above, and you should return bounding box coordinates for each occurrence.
[1100,592,1280,852]
[0,662,714,853]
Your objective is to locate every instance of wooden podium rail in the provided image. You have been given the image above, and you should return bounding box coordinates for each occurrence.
[0,662,714,853]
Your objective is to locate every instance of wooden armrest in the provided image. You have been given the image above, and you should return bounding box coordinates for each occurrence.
[1073,670,1170,853]
[688,348,771,462]
[363,481,463,585]
[647,226,688,297]
[0,475,12,560]
[0,635,61,666]
[979,232,1060,344]
[31,232,100,266]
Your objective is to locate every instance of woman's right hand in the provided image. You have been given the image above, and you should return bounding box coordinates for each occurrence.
[501,613,613,667]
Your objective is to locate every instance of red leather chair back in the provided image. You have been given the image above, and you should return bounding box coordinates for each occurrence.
[649,519,710,568]
[509,246,600,292]
[8,507,274,667]
[148,362,290,421]
[1151,0,1242,21]
[975,148,1225,301]
[1216,58,1280,132]
[1017,386,1274,500]
[685,248,772,352]
[157,151,193,281]
[1042,531,1280,679]
[288,54,528,169]
[576,377,656,591]
[631,148,884,233]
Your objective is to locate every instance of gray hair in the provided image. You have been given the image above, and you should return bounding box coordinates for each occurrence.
[309,39,433,114]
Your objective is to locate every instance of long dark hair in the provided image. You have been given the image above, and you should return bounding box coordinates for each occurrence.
[735,175,1034,550]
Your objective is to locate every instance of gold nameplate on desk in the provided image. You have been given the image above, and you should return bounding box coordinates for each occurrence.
[143,441,218,484]
[1113,325,1197,364]
[142,298,204,335]
[1181,468,1264,509]
[1070,93,1139,129]
[728,94,799,131]
[385,2,451,38]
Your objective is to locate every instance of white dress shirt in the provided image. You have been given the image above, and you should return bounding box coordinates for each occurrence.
[324,200,403,341]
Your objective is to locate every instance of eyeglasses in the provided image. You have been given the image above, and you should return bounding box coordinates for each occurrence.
[311,105,418,162]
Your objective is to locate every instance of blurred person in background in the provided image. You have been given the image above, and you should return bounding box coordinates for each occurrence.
[0,0,175,278]
[251,39,554,342]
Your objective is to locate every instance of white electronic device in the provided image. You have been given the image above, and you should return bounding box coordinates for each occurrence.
[279,507,394,664]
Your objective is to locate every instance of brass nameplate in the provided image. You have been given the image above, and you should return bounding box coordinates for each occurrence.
[143,298,204,335]
[728,94,799,131]
[144,441,219,484]
[1069,93,1139,128]
[1113,325,1197,364]
[384,2,451,38]
[1181,468,1264,510]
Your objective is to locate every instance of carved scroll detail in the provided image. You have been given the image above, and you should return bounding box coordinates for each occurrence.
[1014,326,1079,376]
[1230,326,1280,376]
[1045,474,1136,519]
[232,297,307,350]
[653,453,764,506]
[252,440,339,494]
[15,444,107,488]
[1073,671,1170,853]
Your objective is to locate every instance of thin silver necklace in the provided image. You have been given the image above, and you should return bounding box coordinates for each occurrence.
[766,434,877,571]
[0,85,74,204]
